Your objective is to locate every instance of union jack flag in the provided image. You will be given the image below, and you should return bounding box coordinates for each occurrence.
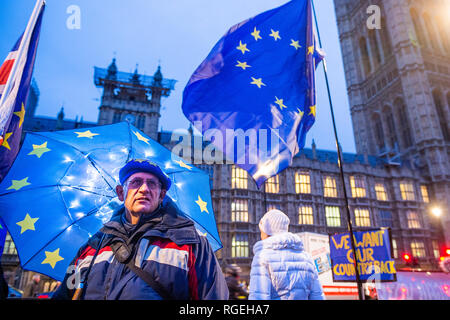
[0,1,45,182]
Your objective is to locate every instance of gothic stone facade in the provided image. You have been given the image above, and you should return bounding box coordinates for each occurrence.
[333,0,450,246]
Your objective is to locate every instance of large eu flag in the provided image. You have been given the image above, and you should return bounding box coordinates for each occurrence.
[0,1,45,182]
[182,0,323,188]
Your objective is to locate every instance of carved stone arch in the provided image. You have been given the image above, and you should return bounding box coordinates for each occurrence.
[432,89,450,141]
[393,98,413,149]
[359,36,372,77]
[422,12,441,53]
[409,8,427,48]
[382,105,398,150]
[379,16,392,58]
[368,29,382,68]
[371,111,385,152]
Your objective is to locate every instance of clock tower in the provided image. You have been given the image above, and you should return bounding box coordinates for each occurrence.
[95,59,176,140]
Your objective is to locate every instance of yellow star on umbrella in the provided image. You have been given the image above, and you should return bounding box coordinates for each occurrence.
[236,41,250,54]
[133,131,150,144]
[274,97,287,110]
[290,39,302,50]
[250,77,266,89]
[16,213,39,234]
[174,159,192,170]
[309,105,316,117]
[75,130,99,139]
[307,45,314,55]
[1,132,13,150]
[14,103,26,128]
[41,248,64,269]
[28,141,51,158]
[269,29,281,41]
[236,61,251,70]
[7,177,31,191]
[297,108,304,119]
[195,195,209,214]
[251,27,262,41]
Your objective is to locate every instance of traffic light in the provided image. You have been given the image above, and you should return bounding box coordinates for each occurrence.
[402,253,419,267]
[402,253,412,264]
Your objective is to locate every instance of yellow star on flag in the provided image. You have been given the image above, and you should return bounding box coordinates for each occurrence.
[236,41,250,54]
[1,132,12,150]
[13,103,26,128]
[41,248,64,269]
[269,29,281,41]
[195,195,209,214]
[236,61,251,70]
[16,213,39,234]
[251,27,262,41]
[174,159,192,170]
[133,131,150,144]
[297,108,304,119]
[290,39,302,50]
[307,45,314,55]
[75,130,99,139]
[28,141,51,158]
[250,77,266,89]
[309,105,316,117]
[274,97,287,110]
[7,177,31,191]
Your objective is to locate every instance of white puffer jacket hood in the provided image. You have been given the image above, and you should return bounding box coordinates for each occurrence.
[249,232,325,300]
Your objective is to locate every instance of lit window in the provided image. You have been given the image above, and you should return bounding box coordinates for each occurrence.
[354,208,371,227]
[299,205,314,225]
[375,183,388,201]
[379,210,392,228]
[325,206,341,227]
[432,241,440,259]
[231,199,249,222]
[407,211,421,229]
[137,115,145,130]
[392,239,398,259]
[350,176,366,198]
[295,171,311,194]
[411,240,426,258]
[232,165,248,189]
[2,233,17,255]
[323,176,337,198]
[231,234,249,258]
[400,182,415,201]
[265,175,279,194]
[113,112,121,123]
[420,185,429,203]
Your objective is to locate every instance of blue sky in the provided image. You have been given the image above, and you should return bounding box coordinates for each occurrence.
[0,0,356,153]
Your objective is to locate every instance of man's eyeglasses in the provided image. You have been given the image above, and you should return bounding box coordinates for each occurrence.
[126,178,162,190]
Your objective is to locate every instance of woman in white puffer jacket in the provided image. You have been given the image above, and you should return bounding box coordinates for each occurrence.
[249,209,325,300]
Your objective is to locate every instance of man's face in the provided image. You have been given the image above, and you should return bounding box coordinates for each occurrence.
[116,172,166,216]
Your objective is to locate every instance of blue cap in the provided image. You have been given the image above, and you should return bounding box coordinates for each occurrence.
[119,159,171,190]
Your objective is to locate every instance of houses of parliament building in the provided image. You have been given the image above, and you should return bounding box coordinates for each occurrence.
[2,0,449,289]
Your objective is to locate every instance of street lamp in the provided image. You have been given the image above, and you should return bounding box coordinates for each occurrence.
[431,206,442,218]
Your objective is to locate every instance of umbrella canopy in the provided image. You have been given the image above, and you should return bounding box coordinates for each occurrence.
[0,122,221,281]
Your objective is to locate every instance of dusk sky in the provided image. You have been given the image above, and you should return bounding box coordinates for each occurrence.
[0,0,356,153]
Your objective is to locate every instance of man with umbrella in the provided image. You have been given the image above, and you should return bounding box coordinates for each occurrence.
[53,159,228,300]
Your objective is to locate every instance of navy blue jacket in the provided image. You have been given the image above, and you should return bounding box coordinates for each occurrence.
[53,198,228,300]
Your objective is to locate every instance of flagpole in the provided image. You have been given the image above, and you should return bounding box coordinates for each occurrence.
[311,0,364,300]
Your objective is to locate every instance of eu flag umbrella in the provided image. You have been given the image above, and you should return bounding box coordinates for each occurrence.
[0,122,221,281]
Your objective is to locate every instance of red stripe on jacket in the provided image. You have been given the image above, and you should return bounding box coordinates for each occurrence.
[151,238,199,300]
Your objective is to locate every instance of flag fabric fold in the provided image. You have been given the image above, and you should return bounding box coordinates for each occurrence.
[182,0,323,188]
[0,1,45,182]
